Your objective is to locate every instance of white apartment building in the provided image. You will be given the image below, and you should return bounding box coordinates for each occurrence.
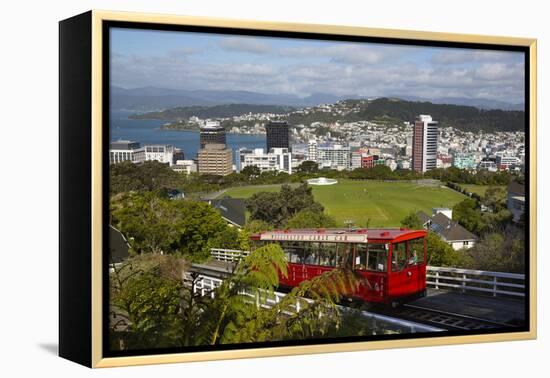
[350,151,362,170]
[307,140,318,162]
[496,155,520,168]
[238,147,292,174]
[109,140,140,165]
[133,145,175,166]
[317,144,350,171]
[172,160,197,174]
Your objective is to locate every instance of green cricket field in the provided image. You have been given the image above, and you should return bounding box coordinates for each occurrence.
[217,179,467,227]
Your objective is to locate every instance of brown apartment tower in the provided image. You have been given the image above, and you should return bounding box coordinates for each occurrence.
[197,143,233,176]
[412,115,438,173]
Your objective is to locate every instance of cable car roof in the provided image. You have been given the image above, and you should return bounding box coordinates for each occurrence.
[253,228,426,243]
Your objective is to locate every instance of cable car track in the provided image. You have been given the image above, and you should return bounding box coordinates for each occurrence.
[384,304,512,331]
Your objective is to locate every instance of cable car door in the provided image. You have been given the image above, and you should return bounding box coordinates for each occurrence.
[388,242,415,298]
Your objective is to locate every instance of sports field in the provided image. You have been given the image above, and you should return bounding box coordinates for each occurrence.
[218,179,467,227]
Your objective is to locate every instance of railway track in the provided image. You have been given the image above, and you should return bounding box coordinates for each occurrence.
[385,304,512,331]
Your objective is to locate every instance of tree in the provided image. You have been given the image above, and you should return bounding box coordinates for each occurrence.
[400,211,423,229]
[453,198,485,234]
[246,183,324,227]
[109,254,187,350]
[465,226,525,273]
[286,209,337,229]
[209,246,359,344]
[296,160,319,174]
[110,244,359,350]
[244,219,272,234]
[241,165,261,180]
[111,192,231,261]
[482,186,507,212]
[110,160,185,194]
[425,231,471,267]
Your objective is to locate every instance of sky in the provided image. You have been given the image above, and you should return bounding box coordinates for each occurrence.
[110,27,525,104]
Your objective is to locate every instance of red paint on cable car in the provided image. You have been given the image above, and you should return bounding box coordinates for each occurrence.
[250,228,428,304]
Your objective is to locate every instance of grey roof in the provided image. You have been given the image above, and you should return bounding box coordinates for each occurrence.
[430,212,477,242]
[207,198,246,228]
[508,181,525,196]
[416,211,432,226]
[109,225,130,264]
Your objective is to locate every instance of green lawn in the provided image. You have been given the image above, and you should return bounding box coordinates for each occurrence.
[218,180,467,227]
[461,184,505,196]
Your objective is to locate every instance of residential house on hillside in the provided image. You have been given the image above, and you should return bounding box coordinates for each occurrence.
[417,209,478,250]
[205,198,246,228]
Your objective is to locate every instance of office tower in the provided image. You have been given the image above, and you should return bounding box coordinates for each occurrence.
[200,120,226,149]
[266,120,290,151]
[412,115,438,173]
[197,143,233,176]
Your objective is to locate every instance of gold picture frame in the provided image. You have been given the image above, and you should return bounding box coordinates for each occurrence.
[59,9,537,368]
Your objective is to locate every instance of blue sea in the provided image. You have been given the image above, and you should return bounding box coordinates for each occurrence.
[110,110,266,162]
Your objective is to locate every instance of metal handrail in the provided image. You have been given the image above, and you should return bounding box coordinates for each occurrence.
[427,266,525,297]
[210,248,250,262]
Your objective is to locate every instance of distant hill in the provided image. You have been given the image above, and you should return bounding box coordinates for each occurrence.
[387,95,524,111]
[347,98,525,132]
[129,97,525,132]
[111,86,522,111]
[130,104,295,120]
[111,86,347,111]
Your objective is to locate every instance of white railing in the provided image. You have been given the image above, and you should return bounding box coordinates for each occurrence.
[210,248,250,262]
[427,266,525,298]
[190,273,441,333]
[190,273,310,312]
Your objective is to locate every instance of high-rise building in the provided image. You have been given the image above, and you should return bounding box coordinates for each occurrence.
[133,145,174,166]
[109,140,140,164]
[200,120,226,149]
[412,115,438,173]
[197,143,233,176]
[266,120,290,151]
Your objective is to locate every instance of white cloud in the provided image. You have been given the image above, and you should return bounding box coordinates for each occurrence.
[111,44,525,103]
[218,37,272,54]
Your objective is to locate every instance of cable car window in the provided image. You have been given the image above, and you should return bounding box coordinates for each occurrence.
[355,244,387,272]
[304,242,320,265]
[282,241,303,264]
[408,238,425,265]
[336,243,352,268]
[319,243,337,267]
[392,242,407,271]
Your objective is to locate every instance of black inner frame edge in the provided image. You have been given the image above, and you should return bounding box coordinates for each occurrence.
[101,19,532,359]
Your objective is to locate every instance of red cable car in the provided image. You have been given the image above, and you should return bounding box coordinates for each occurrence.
[250,228,428,304]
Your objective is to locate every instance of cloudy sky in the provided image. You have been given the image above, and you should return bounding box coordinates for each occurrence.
[110,28,525,104]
